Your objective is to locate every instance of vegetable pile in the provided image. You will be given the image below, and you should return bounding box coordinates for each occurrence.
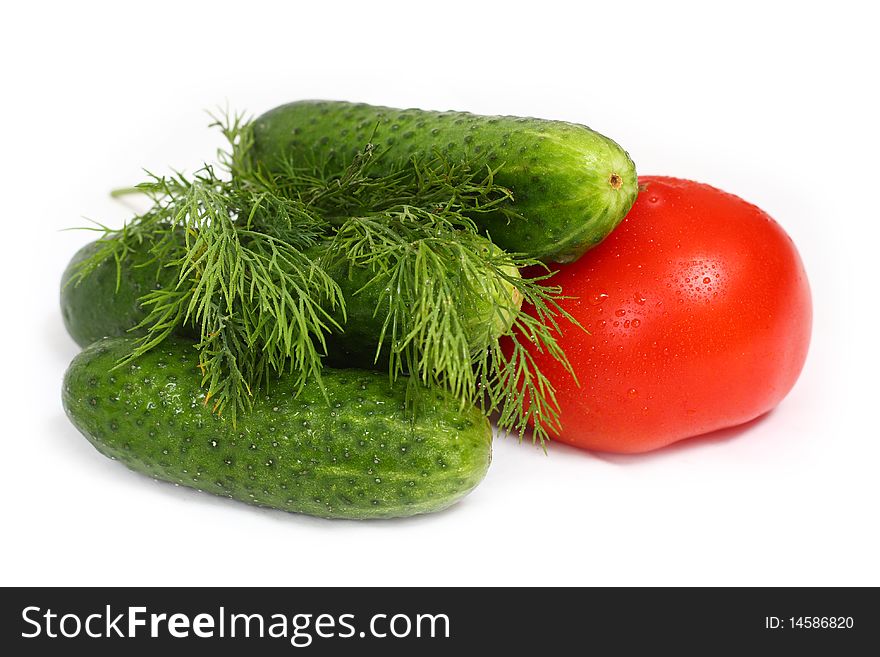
[60,100,811,520]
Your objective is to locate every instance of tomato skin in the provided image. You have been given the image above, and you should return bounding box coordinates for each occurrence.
[521,176,812,453]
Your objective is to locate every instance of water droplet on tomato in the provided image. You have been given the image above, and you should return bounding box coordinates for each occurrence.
[627,388,638,398]
[634,294,646,304]
[631,319,641,328]
[703,277,711,284]
[589,292,609,306]
[615,309,626,317]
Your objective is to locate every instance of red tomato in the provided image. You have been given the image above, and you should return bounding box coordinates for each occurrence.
[516,176,812,453]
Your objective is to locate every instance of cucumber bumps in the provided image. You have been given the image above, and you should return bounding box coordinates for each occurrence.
[249,101,638,263]
[62,337,492,519]
[61,237,178,347]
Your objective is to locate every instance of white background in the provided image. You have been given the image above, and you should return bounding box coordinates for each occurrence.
[1,1,877,586]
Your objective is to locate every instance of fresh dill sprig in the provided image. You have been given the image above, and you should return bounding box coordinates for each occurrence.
[125,170,344,422]
[78,151,346,423]
[71,111,580,442]
[326,204,578,445]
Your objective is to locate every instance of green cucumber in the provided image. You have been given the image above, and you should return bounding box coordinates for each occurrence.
[61,235,521,366]
[62,337,492,519]
[60,237,177,347]
[249,100,638,263]
[310,239,521,368]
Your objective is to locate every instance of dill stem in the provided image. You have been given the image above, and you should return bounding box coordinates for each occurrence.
[110,187,146,199]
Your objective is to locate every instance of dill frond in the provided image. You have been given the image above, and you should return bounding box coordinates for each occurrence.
[70,111,580,443]
[326,205,578,446]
